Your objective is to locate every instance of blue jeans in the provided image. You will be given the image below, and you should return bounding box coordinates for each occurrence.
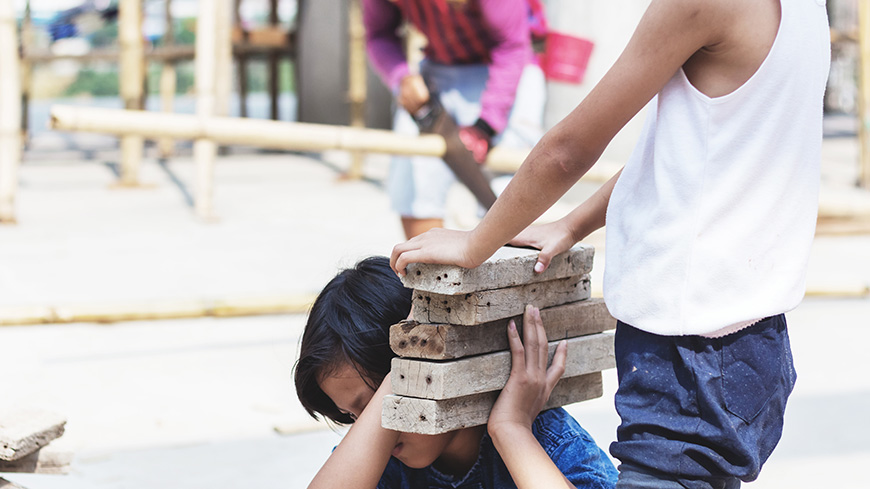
[610,316,797,489]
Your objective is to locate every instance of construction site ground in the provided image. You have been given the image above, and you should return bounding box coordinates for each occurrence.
[1,114,869,488]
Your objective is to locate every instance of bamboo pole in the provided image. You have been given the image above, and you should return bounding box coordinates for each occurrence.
[20,1,33,145]
[158,0,176,158]
[194,0,219,218]
[119,0,145,186]
[346,0,367,179]
[234,0,248,118]
[215,0,233,118]
[0,0,22,223]
[268,0,279,120]
[859,0,870,188]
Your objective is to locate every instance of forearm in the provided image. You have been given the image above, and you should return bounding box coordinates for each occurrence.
[307,395,398,489]
[469,121,605,260]
[560,168,622,243]
[490,423,575,489]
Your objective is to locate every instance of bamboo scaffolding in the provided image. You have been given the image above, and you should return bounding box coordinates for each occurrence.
[119,0,145,186]
[859,0,870,188]
[194,0,219,218]
[347,0,367,179]
[268,0,280,121]
[234,0,248,118]
[158,0,176,158]
[0,0,22,223]
[46,104,623,180]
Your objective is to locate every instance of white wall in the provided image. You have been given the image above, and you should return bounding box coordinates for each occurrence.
[543,0,652,163]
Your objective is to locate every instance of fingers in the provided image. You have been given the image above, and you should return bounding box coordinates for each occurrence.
[546,340,567,393]
[534,247,555,274]
[506,319,525,373]
[522,305,541,372]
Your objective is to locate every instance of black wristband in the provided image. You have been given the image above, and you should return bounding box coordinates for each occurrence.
[472,118,496,139]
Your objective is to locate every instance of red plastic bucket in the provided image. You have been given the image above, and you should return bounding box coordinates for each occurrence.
[540,31,594,84]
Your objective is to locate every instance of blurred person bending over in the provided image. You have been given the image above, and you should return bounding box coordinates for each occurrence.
[363,0,546,238]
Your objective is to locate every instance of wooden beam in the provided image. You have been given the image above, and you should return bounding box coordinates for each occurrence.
[118,0,145,186]
[383,372,602,435]
[391,332,613,400]
[391,298,614,360]
[402,244,594,295]
[411,275,590,325]
[0,0,22,223]
[0,410,66,461]
[0,449,72,475]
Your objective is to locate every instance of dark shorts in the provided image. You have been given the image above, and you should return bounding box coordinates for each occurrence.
[610,315,797,489]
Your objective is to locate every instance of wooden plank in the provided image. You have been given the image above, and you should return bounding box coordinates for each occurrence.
[391,332,613,400]
[391,298,614,359]
[382,372,603,435]
[0,449,72,474]
[412,276,590,326]
[0,410,66,461]
[402,244,594,295]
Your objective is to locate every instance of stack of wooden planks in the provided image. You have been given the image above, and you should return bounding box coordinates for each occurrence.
[0,409,71,488]
[382,245,616,435]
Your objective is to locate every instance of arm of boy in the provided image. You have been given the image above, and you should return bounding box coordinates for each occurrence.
[488,305,574,489]
[510,169,622,273]
[307,374,399,489]
[391,0,730,276]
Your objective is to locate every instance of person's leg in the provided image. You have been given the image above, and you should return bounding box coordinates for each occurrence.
[388,105,452,239]
[610,316,795,489]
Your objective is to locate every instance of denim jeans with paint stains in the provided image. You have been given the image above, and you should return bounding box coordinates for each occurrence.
[610,315,797,489]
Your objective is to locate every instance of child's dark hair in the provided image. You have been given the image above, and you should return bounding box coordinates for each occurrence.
[294,256,412,425]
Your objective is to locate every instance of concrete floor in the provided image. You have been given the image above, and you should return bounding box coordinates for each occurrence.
[1,131,869,487]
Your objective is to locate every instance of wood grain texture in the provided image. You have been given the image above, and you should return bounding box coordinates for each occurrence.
[0,410,66,461]
[382,373,603,435]
[391,332,614,400]
[391,298,614,359]
[412,275,590,326]
[401,244,594,295]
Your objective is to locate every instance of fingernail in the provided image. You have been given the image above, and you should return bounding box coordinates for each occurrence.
[508,320,517,332]
[534,262,544,273]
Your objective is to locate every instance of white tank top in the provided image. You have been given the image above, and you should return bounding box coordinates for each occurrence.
[603,0,831,336]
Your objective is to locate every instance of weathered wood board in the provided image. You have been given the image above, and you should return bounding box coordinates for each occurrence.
[401,244,594,295]
[0,449,72,475]
[382,372,603,435]
[412,275,590,326]
[0,410,66,461]
[391,298,614,359]
[391,332,614,400]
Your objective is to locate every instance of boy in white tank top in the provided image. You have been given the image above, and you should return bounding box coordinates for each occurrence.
[391,0,830,487]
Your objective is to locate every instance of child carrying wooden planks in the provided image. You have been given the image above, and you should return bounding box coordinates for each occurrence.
[390,0,829,487]
[294,257,617,489]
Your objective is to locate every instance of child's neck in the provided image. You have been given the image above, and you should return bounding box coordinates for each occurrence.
[432,425,487,477]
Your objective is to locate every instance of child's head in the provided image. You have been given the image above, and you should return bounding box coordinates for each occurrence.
[294,256,411,425]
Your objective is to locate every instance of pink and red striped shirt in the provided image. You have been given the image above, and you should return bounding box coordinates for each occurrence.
[362,0,535,133]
